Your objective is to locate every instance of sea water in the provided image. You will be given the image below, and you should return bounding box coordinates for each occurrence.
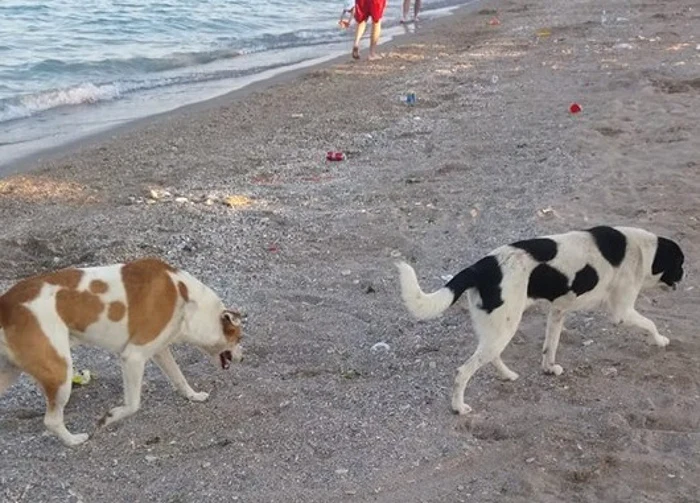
[0,0,473,171]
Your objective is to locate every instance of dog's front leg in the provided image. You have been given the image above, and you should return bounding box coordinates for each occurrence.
[542,309,566,375]
[99,354,146,427]
[619,309,670,347]
[152,347,209,402]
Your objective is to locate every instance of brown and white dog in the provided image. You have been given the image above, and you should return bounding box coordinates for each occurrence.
[0,258,243,446]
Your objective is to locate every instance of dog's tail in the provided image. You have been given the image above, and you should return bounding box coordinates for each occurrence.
[396,261,477,320]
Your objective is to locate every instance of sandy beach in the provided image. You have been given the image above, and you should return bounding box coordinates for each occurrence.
[1,0,699,501]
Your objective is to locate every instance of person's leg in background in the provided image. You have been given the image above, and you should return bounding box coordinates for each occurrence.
[369,19,382,60]
[368,0,386,59]
[353,19,367,59]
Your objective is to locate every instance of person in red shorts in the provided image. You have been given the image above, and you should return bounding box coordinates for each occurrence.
[352,0,387,60]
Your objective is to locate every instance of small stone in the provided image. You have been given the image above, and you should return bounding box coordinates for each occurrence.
[202,461,211,468]
[668,473,676,479]
[602,367,618,377]
[526,457,536,463]
[344,490,356,495]
[429,361,437,369]
[341,269,352,276]
[582,339,594,347]
[145,455,158,463]
[175,197,189,204]
[335,468,349,475]
[205,199,215,206]
[149,189,160,199]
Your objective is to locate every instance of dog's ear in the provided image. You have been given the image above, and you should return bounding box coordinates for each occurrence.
[221,310,242,327]
[652,237,684,286]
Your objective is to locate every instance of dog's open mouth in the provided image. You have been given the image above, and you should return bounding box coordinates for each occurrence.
[219,350,233,369]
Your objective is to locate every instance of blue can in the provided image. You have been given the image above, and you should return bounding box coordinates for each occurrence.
[406,92,416,105]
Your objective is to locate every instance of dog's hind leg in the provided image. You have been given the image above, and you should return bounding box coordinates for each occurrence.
[542,309,566,376]
[452,313,520,415]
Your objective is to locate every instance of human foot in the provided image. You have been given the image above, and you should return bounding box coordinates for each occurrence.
[352,46,360,59]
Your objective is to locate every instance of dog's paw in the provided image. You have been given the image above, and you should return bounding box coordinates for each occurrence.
[451,402,472,416]
[499,369,520,381]
[543,364,564,376]
[187,391,210,402]
[653,335,670,347]
[63,432,90,447]
[99,405,133,427]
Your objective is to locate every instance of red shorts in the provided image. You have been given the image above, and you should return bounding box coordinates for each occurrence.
[354,0,387,23]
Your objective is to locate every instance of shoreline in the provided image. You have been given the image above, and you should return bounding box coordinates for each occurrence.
[0,1,478,179]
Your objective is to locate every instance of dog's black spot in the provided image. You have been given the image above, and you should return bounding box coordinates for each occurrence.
[587,226,626,267]
[446,255,504,313]
[527,264,570,301]
[652,237,685,287]
[510,238,558,262]
[571,264,599,296]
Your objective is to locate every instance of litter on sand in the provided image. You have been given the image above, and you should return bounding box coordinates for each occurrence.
[71,370,92,386]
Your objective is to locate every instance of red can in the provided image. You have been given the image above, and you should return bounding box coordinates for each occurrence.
[326,151,346,161]
[569,103,582,114]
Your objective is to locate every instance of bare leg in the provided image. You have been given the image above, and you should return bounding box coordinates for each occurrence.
[369,21,382,60]
[152,347,209,402]
[353,21,367,59]
[542,309,566,375]
[401,0,410,21]
[492,357,519,381]
[414,0,422,20]
[100,354,146,427]
[620,309,670,347]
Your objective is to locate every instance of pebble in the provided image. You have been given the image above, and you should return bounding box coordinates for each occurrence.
[602,367,618,377]
[145,455,158,463]
[335,468,349,475]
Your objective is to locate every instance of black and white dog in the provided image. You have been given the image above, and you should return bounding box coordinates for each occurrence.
[397,226,685,415]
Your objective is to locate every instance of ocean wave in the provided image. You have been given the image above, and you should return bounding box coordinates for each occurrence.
[0,58,303,123]
[0,83,123,122]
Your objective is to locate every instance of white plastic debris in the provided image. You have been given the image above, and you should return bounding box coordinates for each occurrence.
[371,342,390,352]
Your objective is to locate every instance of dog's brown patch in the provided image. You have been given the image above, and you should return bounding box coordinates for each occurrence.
[107,301,127,322]
[89,279,109,294]
[121,258,178,345]
[56,289,105,332]
[42,268,83,290]
[0,304,67,409]
[178,281,189,302]
[221,310,243,344]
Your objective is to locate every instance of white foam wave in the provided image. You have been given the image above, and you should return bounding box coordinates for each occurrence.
[0,83,123,123]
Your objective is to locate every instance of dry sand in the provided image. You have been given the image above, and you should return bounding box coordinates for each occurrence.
[1,0,699,501]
